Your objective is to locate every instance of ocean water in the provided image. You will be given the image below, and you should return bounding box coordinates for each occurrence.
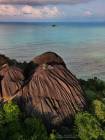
[0,22,105,79]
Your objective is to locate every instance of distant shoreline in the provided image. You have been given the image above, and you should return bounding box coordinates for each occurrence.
[0,53,105,81]
[0,21,105,24]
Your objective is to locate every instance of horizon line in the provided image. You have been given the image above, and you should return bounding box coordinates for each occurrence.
[0,21,105,23]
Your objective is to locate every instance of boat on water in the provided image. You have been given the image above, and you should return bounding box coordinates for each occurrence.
[52,24,56,27]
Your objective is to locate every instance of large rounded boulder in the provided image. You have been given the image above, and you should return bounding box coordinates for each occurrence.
[0,52,86,128]
[24,52,66,79]
[21,52,86,127]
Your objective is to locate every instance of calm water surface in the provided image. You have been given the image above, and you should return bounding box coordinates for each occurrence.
[0,22,105,79]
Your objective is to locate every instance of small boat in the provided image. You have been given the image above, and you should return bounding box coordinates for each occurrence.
[52,24,56,27]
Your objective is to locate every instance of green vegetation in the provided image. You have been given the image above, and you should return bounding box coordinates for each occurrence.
[79,77,105,101]
[0,77,105,140]
[0,101,56,140]
[74,78,105,140]
[92,100,105,123]
[75,112,105,140]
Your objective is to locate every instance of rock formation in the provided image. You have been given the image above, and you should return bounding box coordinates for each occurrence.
[0,54,10,67]
[0,64,24,102]
[24,52,66,79]
[0,52,86,127]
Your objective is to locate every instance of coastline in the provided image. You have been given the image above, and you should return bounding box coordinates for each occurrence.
[0,52,105,140]
[1,52,105,81]
[1,45,105,81]
[0,22,105,80]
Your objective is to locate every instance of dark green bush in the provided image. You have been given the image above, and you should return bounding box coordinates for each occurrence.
[0,101,53,140]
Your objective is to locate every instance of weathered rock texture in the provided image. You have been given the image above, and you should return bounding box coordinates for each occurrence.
[0,64,24,101]
[24,52,66,79]
[0,52,86,127]
[32,52,66,66]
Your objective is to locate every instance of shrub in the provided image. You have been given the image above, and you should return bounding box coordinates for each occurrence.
[92,100,105,123]
[49,130,57,140]
[22,117,48,140]
[3,101,21,123]
[0,101,49,140]
[85,90,97,102]
[75,112,104,140]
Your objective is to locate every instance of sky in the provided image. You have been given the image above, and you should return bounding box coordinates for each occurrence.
[0,0,104,22]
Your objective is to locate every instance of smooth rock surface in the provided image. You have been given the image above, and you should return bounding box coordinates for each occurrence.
[0,52,86,127]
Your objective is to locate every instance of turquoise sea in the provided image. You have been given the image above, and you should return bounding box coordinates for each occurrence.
[0,22,105,79]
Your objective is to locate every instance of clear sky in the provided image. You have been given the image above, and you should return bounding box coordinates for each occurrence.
[0,0,104,22]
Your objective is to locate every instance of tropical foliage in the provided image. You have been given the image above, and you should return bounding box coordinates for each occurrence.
[0,77,105,140]
[75,78,105,140]
[75,112,105,140]
[0,101,54,140]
